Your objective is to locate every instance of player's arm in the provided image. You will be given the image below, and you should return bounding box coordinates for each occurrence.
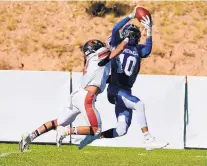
[110,7,137,48]
[98,38,128,67]
[109,38,128,59]
[139,15,153,58]
[138,37,152,58]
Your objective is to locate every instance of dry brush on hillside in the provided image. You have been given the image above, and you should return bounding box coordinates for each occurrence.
[0,1,206,75]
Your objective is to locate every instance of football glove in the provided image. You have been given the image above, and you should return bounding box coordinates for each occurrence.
[140,15,152,36]
[128,6,138,19]
[98,55,110,67]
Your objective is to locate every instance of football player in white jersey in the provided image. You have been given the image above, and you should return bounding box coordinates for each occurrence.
[19,39,129,152]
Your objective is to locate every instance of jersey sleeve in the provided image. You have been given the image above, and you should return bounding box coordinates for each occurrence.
[136,37,152,58]
[110,16,131,48]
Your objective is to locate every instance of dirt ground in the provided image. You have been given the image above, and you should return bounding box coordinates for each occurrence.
[0,1,206,76]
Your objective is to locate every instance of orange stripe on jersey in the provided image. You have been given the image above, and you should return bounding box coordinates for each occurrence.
[84,92,98,127]
[98,49,111,59]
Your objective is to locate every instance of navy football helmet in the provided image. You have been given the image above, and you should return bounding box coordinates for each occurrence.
[121,24,141,45]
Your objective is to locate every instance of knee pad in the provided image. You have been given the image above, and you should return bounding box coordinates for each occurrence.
[116,122,128,136]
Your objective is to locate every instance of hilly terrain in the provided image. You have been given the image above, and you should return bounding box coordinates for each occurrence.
[0,1,206,76]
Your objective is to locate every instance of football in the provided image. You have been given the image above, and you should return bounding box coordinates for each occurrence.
[135,7,151,22]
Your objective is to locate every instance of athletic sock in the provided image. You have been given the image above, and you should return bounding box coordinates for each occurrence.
[30,120,58,141]
[30,130,40,141]
[101,128,115,138]
[69,127,77,135]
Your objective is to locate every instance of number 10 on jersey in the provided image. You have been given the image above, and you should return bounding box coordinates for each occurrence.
[119,54,137,76]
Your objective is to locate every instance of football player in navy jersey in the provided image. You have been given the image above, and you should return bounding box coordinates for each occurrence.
[79,7,169,151]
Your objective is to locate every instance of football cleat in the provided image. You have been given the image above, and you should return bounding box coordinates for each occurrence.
[56,126,69,147]
[19,133,32,152]
[78,135,100,150]
[144,136,169,151]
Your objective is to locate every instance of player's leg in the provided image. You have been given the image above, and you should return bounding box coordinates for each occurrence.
[19,106,80,152]
[96,87,133,138]
[19,119,58,151]
[56,89,102,146]
[62,90,102,135]
[78,86,117,149]
[78,85,125,145]
[79,86,149,149]
[78,105,132,149]
[116,89,169,150]
[101,105,132,138]
[116,89,149,134]
[106,84,116,105]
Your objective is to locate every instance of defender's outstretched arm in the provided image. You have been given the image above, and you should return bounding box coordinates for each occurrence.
[98,38,128,67]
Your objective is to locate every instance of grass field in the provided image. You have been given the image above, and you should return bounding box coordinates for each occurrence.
[0,144,206,166]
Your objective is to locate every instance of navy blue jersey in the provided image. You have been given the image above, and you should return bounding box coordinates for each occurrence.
[109,16,152,90]
[110,45,140,89]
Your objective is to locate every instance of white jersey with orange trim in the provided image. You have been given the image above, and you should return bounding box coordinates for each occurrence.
[80,47,111,93]
[57,47,111,137]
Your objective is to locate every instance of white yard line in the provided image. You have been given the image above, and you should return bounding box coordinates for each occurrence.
[195,155,206,158]
[0,150,31,157]
[137,153,146,156]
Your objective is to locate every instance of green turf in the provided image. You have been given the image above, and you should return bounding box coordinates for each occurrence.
[0,144,206,166]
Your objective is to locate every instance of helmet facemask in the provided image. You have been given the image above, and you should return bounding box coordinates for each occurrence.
[121,24,141,46]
